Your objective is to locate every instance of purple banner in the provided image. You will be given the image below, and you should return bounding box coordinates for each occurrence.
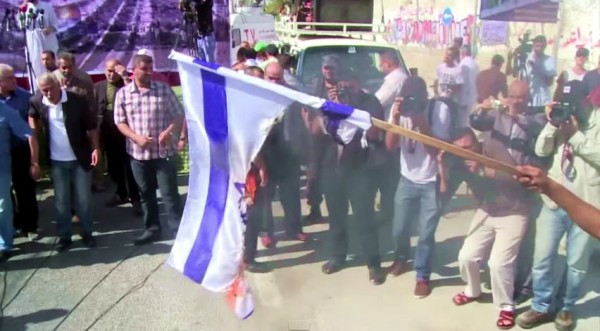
[0,0,230,74]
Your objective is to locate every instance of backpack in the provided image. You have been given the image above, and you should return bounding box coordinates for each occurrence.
[426,96,459,140]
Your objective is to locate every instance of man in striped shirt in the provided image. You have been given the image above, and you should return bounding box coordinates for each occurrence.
[114,54,185,246]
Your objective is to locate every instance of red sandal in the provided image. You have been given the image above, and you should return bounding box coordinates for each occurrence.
[497,310,515,330]
[452,292,478,306]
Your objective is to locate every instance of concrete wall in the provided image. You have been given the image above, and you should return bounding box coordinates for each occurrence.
[373,0,600,82]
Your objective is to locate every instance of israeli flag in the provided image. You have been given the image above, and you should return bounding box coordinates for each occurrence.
[167,51,372,319]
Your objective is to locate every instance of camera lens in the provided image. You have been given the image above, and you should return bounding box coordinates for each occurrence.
[549,107,569,123]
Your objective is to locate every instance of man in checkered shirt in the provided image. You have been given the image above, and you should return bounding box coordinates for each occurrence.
[114,54,185,246]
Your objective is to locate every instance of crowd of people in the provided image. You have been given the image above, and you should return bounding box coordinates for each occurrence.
[232,38,600,330]
[0,32,599,331]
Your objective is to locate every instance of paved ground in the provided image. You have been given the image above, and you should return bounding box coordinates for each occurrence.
[0,176,598,331]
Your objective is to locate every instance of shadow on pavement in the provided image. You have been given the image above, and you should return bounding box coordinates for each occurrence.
[8,177,188,270]
[1,308,68,331]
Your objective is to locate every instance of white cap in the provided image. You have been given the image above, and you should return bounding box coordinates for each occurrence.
[137,49,150,55]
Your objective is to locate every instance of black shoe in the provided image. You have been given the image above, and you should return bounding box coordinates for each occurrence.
[0,250,12,261]
[368,265,386,286]
[56,238,73,252]
[245,261,271,273]
[81,234,96,248]
[321,259,345,275]
[133,230,161,246]
[304,209,324,225]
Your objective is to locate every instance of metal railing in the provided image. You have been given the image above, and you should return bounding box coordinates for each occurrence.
[276,18,387,45]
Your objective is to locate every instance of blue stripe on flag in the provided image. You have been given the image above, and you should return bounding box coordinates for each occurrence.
[320,100,354,118]
[183,69,230,283]
[320,100,355,144]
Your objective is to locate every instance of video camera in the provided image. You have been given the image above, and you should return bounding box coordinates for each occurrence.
[549,80,588,125]
[400,96,421,114]
[512,31,533,79]
[178,0,213,36]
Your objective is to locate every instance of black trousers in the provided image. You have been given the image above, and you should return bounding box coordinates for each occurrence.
[322,165,380,267]
[372,160,399,222]
[262,163,303,236]
[306,169,323,213]
[101,123,140,201]
[243,186,270,263]
[11,143,38,233]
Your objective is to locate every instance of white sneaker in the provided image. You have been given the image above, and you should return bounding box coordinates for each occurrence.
[27,232,40,241]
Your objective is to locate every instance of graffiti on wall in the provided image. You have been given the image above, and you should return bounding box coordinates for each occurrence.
[510,24,600,52]
[385,6,475,48]
[386,6,600,53]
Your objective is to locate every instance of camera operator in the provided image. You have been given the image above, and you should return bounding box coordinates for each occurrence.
[385,76,451,298]
[516,89,600,330]
[525,36,557,109]
[306,68,386,285]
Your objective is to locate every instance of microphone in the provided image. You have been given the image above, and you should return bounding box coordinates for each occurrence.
[27,8,36,29]
[37,8,44,29]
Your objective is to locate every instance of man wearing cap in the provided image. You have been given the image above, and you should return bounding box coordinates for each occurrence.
[385,76,452,297]
[526,35,557,109]
[302,54,342,225]
[476,54,508,103]
[306,67,386,285]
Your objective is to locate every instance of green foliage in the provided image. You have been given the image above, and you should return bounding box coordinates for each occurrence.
[264,0,292,16]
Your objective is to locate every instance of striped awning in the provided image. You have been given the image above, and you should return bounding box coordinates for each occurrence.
[479,0,560,23]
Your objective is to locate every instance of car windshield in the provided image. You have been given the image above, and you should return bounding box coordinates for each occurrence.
[297,45,408,94]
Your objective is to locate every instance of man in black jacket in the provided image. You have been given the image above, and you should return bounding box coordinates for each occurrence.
[307,67,386,285]
[95,59,141,214]
[28,72,101,252]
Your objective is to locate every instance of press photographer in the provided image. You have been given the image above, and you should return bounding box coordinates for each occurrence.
[308,66,387,285]
[385,76,451,297]
[517,84,600,330]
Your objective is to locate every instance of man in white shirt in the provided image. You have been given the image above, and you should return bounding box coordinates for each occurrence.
[385,76,451,298]
[28,72,100,252]
[375,50,407,121]
[525,35,556,108]
[459,46,479,127]
[374,50,407,222]
[435,48,464,103]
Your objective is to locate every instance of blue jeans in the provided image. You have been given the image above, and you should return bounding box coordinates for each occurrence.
[393,176,441,280]
[531,206,594,313]
[130,158,182,233]
[51,161,93,239]
[0,172,14,251]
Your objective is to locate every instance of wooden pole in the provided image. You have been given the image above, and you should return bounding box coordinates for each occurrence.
[370,118,519,176]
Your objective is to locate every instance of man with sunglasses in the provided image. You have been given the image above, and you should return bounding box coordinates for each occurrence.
[385,76,451,297]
